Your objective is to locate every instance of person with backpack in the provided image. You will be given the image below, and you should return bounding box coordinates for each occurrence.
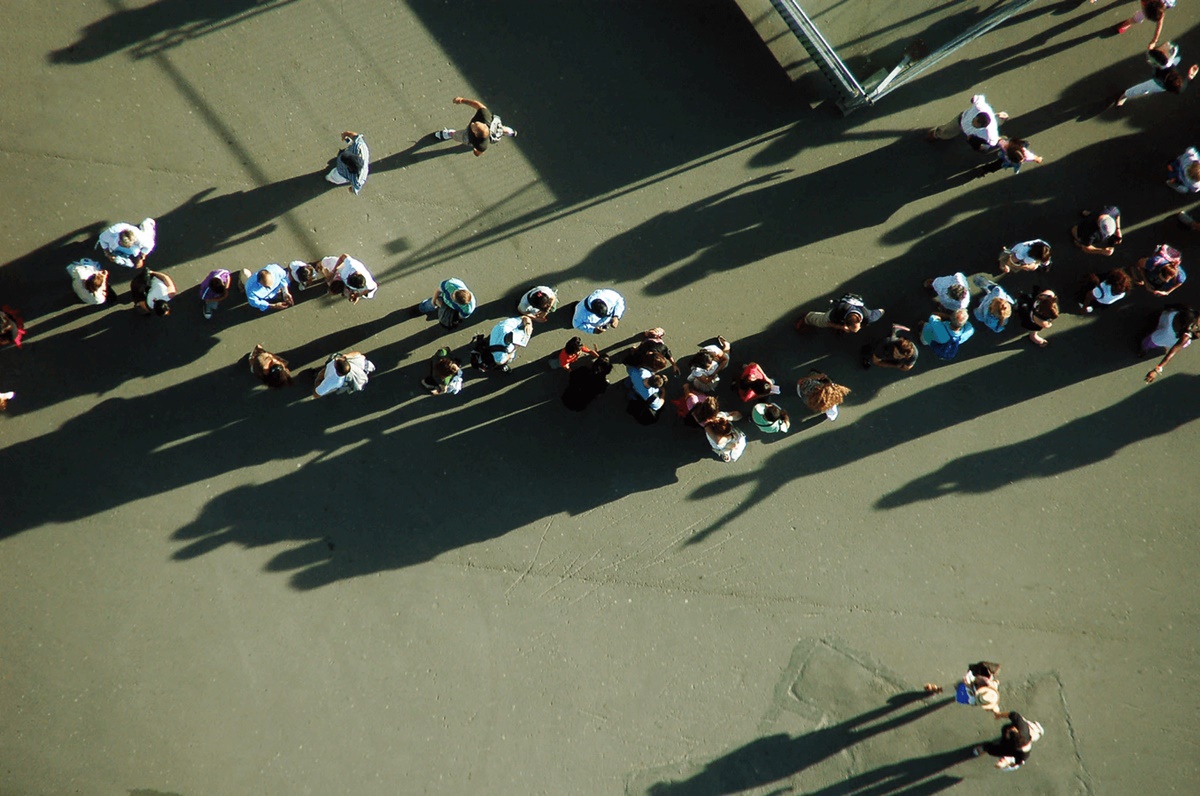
[474,316,533,373]
[920,309,975,361]
[796,293,884,334]
[1071,205,1123,256]
[325,130,369,194]
[312,351,375,397]
[421,348,464,396]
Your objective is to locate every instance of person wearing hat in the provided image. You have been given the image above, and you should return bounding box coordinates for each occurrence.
[572,288,626,334]
[97,218,156,269]
[487,316,534,370]
[1071,206,1123,256]
[434,97,517,157]
[325,131,369,194]
[241,264,294,312]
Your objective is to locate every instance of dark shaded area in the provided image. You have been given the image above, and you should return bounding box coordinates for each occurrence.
[48,0,300,64]
[876,372,1200,508]
[406,0,796,202]
[644,692,958,795]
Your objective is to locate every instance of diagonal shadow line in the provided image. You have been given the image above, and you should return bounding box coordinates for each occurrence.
[102,0,324,261]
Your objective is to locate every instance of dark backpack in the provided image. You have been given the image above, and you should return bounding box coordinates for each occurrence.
[468,335,511,373]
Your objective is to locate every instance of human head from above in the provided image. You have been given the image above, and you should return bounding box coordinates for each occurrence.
[588,298,609,317]
[950,309,970,329]
[1028,242,1051,265]
[207,276,227,297]
[529,290,553,311]
[118,228,139,247]
[84,273,105,294]
[946,283,968,303]
[989,297,1012,321]
[971,112,991,130]
[334,356,351,377]
[347,273,366,290]
[707,416,733,437]
[451,288,473,307]
[257,269,276,289]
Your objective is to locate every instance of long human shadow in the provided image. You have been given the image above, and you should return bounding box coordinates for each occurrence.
[643,692,955,795]
[877,372,1200,509]
[48,0,300,64]
[686,300,1166,543]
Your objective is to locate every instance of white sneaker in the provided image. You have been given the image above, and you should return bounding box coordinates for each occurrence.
[0,392,13,401]
[435,128,454,141]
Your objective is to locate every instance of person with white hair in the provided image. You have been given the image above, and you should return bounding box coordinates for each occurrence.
[1071,205,1123,256]
[97,218,156,268]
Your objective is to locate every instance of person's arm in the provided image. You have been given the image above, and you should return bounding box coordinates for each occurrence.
[341,130,358,141]
[158,272,178,296]
[1024,148,1043,164]
[1149,15,1166,49]
[1146,333,1191,383]
[453,97,486,111]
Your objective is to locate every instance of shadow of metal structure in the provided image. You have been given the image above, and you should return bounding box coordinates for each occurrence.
[744,0,1041,113]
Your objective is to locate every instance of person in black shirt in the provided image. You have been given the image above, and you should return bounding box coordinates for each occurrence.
[434,97,517,156]
[974,711,1043,770]
[1116,42,1198,105]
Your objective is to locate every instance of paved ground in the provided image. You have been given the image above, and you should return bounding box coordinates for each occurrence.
[2,1,1199,794]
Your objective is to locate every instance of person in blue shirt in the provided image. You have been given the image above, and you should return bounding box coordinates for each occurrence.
[573,288,626,334]
[921,310,975,361]
[241,264,293,312]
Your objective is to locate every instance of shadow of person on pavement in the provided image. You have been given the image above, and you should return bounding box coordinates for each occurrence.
[644,692,954,796]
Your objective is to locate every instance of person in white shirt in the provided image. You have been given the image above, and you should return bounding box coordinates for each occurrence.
[326,253,377,303]
[131,269,176,316]
[66,258,110,305]
[97,218,156,268]
[312,351,375,397]
[926,94,1007,150]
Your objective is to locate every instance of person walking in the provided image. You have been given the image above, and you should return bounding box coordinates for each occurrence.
[421,348,464,396]
[325,131,369,194]
[862,324,919,370]
[997,239,1052,274]
[248,345,293,390]
[796,370,850,421]
[1134,244,1185,296]
[1166,146,1200,193]
[416,277,476,330]
[1115,42,1198,106]
[312,351,375,397]
[131,269,176,316]
[1141,304,1200,382]
[1071,206,1123,256]
[972,276,1015,334]
[920,309,975,361]
[485,316,534,372]
[434,97,517,157]
[923,273,970,315]
[66,258,111,305]
[926,94,1007,149]
[1111,0,1176,46]
[199,269,231,320]
[796,292,884,334]
[97,218,156,269]
[975,137,1043,177]
[326,253,377,303]
[1077,267,1133,313]
[1015,288,1059,347]
[973,712,1044,771]
[241,264,294,312]
[517,285,559,322]
[572,288,626,334]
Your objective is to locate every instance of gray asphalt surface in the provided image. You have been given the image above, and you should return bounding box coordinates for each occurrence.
[2,1,1199,794]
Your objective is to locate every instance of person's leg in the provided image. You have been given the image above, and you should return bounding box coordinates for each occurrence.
[1117,79,1165,104]
[418,297,436,314]
[325,167,349,184]
[203,298,220,319]
[803,310,835,328]
[452,129,470,146]
[928,115,962,140]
